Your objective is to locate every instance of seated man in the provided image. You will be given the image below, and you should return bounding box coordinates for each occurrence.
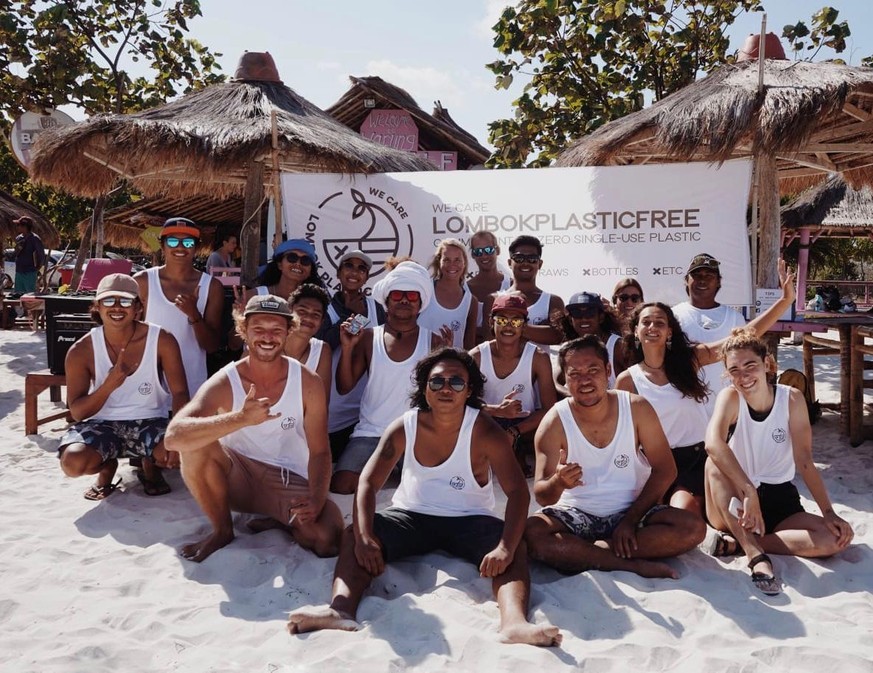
[288,348,561,647]
[525,335,705,578]
[165,294,343,562]
[704,329,854,596]
[58,274,188,500]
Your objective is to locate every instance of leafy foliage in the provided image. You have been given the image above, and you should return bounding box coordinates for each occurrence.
[0,0,223,242]
[486,1,864,168]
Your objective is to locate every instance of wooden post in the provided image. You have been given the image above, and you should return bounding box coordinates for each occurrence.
[802,335,815,401]
[70,194,105,289]
[849,325,863,446]
[796,227,811,312]
[838,324,851,438]
[241,160,265,287]
[756,155,781,289]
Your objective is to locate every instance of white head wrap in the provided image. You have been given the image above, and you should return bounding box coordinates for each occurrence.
[371,261,433,311]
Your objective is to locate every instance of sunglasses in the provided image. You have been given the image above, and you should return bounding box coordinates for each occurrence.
[510,253,541,264]
[492,315,525,328]
[471,245,497,258]
[388,290,421,303]
[341,261,369,273]
[427,375,468,393]
[282,252,313,266]
[615,293,643,303]
[100,297,134,308]
[567,305,601,319]
[164,237,197,249]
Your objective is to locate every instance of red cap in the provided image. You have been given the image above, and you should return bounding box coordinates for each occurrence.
[491,292,528,316]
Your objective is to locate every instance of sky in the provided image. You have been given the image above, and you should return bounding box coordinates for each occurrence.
[180,0,873,150]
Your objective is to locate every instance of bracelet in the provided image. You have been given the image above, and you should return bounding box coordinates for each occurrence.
[187,315,202,325]
[507,426,521,439]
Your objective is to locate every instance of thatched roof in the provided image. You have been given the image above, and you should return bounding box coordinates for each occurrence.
[556,59,873,194]
[781,173,873,237]
[0,189,60,247]
[29,72,434,200]
[326,76,490,168]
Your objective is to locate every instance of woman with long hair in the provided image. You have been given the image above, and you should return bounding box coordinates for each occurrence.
[611,278,644,320]
[418,238,479,350]
[251,238,325,300]
[615,260,796,518]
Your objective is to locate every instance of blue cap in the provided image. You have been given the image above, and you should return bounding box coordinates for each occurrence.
[274,238,317,261]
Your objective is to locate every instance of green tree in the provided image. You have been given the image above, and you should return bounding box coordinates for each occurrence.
[487,1,855,168]
[0,0,223,242]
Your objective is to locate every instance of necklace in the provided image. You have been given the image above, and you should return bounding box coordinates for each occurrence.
[105,324,137,363]
[643,359,664,370]
[387,325,418,340]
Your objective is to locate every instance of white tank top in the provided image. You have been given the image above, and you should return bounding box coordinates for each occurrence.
[89,323,170,421]
[145,267,210,398]
[304,338,324,372]
[554,392,652,517]
[220,357,309,477]
[627,364,708,448]
[327,296,380,432]
[418,286,472,349]
[392,407,496,517]
[728,384,795,487]
[478,341,538,413]
[526,291,553,326]
[352,325,432,438]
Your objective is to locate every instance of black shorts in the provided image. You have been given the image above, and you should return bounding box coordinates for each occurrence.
[670,442,707,497]
[372,507,504,567]
[758,481,805,533]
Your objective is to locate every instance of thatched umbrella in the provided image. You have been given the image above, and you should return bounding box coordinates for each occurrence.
[556,39,873,288]
[0,189,59,248]
[29,52,433,282]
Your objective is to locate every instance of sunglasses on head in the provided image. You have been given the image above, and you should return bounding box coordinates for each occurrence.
[471,245,497,258]
[567,305,601,319]
[427,375,468,393]
[164,237,197,249]
[282,252,313,266]
[510,253,541,264]
[388,290,421,303]
[100,297,134,308]
[615,293,643,303]
[492,315,526,328]
[341,260,369,273]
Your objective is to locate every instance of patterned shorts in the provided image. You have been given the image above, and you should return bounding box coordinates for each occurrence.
[58,417,168,463]
[541,503,669,540]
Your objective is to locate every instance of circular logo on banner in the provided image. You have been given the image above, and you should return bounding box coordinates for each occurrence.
[138,382,152,396]
[281,417,297,430]
[10,109,76,169]
[772,428,786,443]
[614,454,630,469]
[311,187,413,283]
[449,476,465,490]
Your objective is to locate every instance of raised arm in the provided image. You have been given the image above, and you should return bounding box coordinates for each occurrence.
[336,323,371,394]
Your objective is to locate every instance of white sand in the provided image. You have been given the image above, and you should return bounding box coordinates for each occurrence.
[2,329,872,672]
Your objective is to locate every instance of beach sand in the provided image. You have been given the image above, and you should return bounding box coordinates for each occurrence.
[1,329,871,672]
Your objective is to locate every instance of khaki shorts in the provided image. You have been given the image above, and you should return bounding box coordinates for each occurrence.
[225,447,310,524]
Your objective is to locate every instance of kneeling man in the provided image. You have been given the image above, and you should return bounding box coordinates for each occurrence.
[165,295,343,562]
[526,335,705,578]
[289,347,561,647]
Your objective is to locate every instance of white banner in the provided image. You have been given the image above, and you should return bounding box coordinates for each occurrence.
[281,160,753,306]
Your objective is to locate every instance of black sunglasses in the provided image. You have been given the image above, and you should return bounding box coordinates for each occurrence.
[282,252,313,266]
[341,261,369,273]
[427,375,468,393]
[471,245,497,257]
[510,253,541,264]
[615,293,643,303]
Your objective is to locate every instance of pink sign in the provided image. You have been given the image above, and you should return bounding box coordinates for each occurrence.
[418,151,458,171]
[360,109,419,151]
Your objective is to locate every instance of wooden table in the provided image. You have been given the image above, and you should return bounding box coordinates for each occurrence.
[802,313,873,446]
[24,370,71,435]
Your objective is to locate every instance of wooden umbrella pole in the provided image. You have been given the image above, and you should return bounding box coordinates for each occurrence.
[271,110,283,244]
[748,13,767,318]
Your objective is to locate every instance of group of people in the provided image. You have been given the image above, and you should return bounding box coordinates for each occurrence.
[55,220,854,647]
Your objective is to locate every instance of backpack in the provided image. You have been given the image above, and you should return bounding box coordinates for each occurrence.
[777,369,821,425]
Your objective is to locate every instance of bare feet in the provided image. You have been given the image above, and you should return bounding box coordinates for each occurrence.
[626,559,679,579]
[180,529,234,563]
[287,607,360,634]
[246,517,290,534]
[499,622,562,647]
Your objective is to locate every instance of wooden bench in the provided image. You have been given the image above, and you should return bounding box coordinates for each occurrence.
[24,370,71,435]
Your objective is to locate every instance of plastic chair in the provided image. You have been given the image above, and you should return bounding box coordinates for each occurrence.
[77,258,133,291]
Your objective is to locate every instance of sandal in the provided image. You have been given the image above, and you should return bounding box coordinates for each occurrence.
[135,468,171,496]
[702,529,739,557]
[84,478,121,501]
[748,553,781,596]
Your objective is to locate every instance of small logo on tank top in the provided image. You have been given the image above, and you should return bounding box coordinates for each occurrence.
[449,476,465,490]
[450,319,462,332]
[138,382,152,396]
[512,383,525,394]
[772,428,786,443]
[614,454,630,468]
[281,416,297,430]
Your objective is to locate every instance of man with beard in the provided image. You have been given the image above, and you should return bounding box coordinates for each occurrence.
[165,295,343,562]
[525,335,705,578]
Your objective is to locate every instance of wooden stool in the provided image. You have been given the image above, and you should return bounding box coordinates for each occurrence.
[24,370,71,435]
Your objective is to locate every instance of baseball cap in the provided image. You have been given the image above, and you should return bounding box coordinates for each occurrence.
[95,273,139,301]
[687,253,720,275]
[243,294,293,318]
[567,291,603,309]
[274,238,317,261]
[161,217,200,239]
[491,293,528,316]
[338,250,373,270]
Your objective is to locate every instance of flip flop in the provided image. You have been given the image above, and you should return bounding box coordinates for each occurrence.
[84,479,121,501]
[135,468,171,496]
[748,553,781,596]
